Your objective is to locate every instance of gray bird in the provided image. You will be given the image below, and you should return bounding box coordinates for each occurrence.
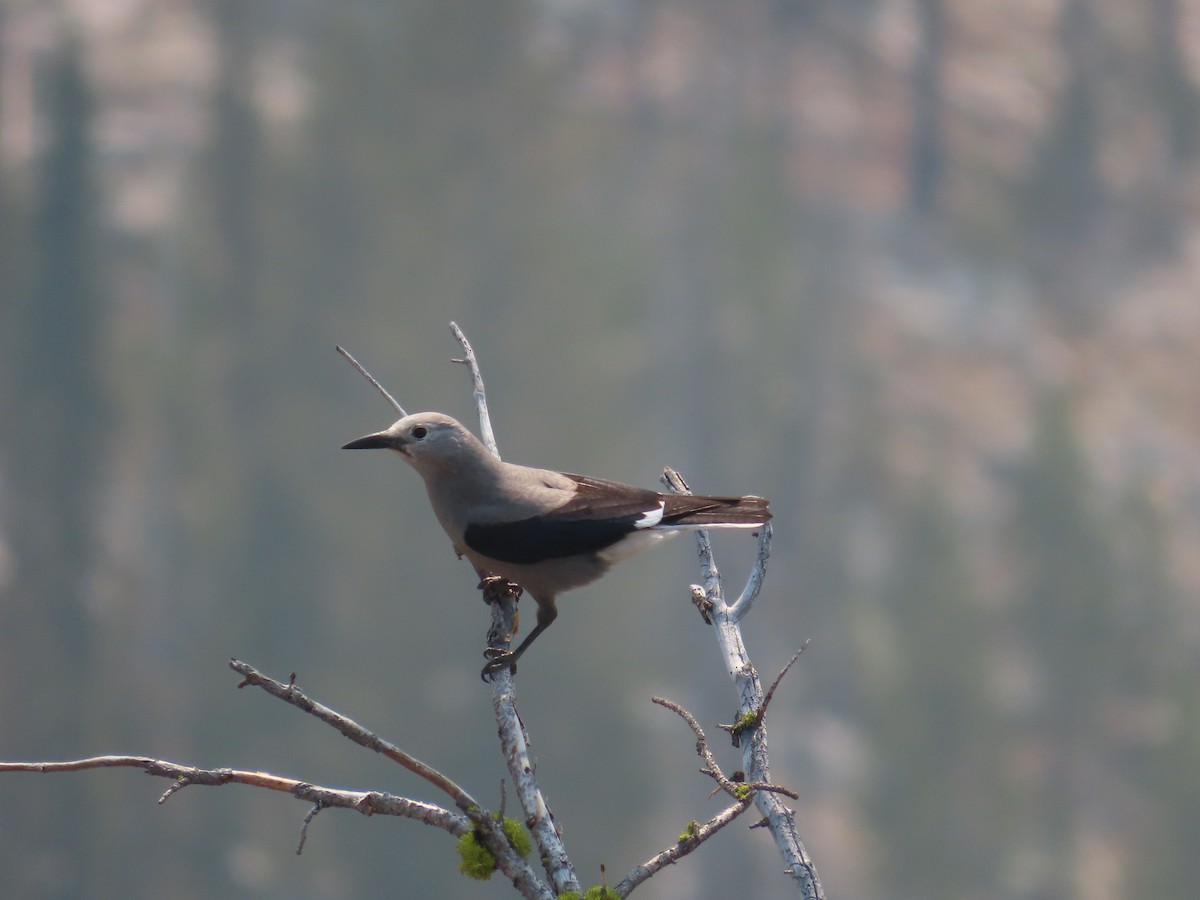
[344,412,771,676]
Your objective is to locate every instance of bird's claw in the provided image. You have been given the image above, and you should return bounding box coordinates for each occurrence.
[480,647,517,681]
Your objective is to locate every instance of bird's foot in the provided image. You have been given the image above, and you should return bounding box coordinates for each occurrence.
[477,574,523,605]
[480,647,517,682]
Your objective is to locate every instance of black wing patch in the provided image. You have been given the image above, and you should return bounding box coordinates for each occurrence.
[465,516,640,565]
[462,473,771,565]
[464,474,661,565]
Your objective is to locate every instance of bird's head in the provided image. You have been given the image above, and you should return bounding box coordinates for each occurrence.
[343,411,484,476]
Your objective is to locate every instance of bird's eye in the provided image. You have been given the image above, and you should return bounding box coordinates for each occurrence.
[411,426,428,440]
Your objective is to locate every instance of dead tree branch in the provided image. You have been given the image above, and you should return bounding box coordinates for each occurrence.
[450,323,579,897]
[613,693,801,897]
[450,320,499,457]
[230,660,478,807]
[662,468,824,900]
[0,755,468,847]
[227,660,551,897]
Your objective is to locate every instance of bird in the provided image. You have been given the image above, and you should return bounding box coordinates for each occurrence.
[343,411,771,677]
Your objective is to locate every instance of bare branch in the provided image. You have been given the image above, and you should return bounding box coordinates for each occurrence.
[761,644,809,721]
[0,710,553,898]
[229,660,555,897]
[226,662,554,895]
[651,696,747,800]
[490,657,577,895]
[663,467,824,899]
[651,696,800,802]
[336,345,408,417]
[238,658,559,897]
[297,801,323,855]
[721,643,810,745]
[446,323,577,897]
[614,799,751,897]
[449,321,499,458]
[729,521,772,623]
[615,688,811,895]
[661,467,725,609]
[0,756,468,835]
[229,660,480,813]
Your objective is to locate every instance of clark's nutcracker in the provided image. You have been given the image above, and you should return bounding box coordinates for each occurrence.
[344,412,771,676]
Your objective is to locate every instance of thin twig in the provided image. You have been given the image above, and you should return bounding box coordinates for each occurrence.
[729,521,772,622]
[0,756,469,832]
[614,799,751,896]
[449,322,498,458]
[651,697,746,799]
[229,660,552,899]
[661,467,725,609]
[651,696,800,801]
[229,660,478,811]
[336,345,408,417]
[723,643,809,744]
[297,801,323,855]
[761,644,809,721]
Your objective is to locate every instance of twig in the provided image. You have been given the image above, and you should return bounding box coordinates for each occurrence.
[449,321,498,458]
[651,696,799,802]
[297,801,323,855]
[230,660,478,811]
[336,345,408,417]
[729,521,772,622]
[761,644,809,722]
[722,643,809,744]
[0,756,469,834]
[229,660,553,898]
[615,799,750,896]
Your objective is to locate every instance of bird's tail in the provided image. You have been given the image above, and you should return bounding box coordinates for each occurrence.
[659,494,771,529]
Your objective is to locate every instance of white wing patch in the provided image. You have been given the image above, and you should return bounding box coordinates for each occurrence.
[596,502,671,564]
[597,528,677,564]
[633,500,666,529]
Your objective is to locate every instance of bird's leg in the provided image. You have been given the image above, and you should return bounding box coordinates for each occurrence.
[482,600,558,680]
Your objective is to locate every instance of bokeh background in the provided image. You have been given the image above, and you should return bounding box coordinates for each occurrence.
[3,1,1200,898]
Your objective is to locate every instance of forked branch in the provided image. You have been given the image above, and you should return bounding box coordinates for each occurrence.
[2,325,817,900]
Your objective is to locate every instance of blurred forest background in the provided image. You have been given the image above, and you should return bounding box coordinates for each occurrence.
[2,1,1200,898]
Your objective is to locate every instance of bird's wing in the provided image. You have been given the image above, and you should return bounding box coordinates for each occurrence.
[462,473,769,565]
[565,474,770,526]
[463,474,665,565]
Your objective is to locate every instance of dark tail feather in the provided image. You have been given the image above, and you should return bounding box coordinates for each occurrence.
[661,494,771,528]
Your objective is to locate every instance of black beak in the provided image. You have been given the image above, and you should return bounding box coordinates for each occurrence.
[342,432,397,450]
